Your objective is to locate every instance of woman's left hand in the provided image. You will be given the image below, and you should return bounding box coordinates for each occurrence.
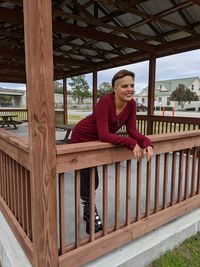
[143,146,154,161]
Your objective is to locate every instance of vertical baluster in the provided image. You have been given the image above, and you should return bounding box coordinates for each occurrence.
[183,124,186,131]
[2,153,6,200]
[178,151,183,202]
[16,163,21,224]
[75,170,81,248]
[8,156,11,209]
[103,165,108,235]
[163,153,169,209]
[170,122,172,133]
[0,151,2,194]
[11,160,16,214]
[89,167,95,241]
[136,161,142,220]
[146,160,151,217]
[171,151,176,205]
[5,155,8,204]
[197,148,200,194]
[20,166,24,227]
[158,121,161,134]
[126,160,131,225]
[59,173,65,254]
[21,166,26,231]
[115,162,120,230]
[25,169,32,239]
[178,123,181,132]
[173,123,176,133]
[154,155,160,213]
[184,149,190,200]
[162,122,165,134]
[191,148,197,197]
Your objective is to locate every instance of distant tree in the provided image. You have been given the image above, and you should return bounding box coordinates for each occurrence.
[170,84,198,109]
[69,75,91,104]
[0,95,12,106]
[54,81,63,94]
[98,82,112,97]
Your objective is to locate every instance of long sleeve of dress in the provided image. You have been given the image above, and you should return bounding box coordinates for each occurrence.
[96,98,138,150]
[125,101,152,149]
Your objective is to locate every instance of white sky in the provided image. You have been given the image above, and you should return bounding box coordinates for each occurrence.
[1,49,200,94]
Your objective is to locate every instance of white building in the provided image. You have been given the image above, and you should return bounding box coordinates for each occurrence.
[136,77,200,110]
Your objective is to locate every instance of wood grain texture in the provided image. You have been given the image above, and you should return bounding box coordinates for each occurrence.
[23,1,58,266]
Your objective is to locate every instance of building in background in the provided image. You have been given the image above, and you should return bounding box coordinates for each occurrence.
[136,77,200,110]
[0,88,26,107]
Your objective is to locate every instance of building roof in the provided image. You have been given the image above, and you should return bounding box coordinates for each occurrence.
[136,76,200,97]
[0,87,25,96]
[0,0,200,83]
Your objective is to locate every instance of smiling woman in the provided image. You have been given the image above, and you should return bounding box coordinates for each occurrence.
[70,69,154,234]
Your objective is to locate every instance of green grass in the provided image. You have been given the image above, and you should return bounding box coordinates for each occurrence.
[147,231,200,267]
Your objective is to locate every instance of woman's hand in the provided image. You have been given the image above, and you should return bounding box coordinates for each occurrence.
[133,144,143,161]
[143,146,154,161]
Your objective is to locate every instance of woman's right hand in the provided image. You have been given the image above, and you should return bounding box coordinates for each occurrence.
[133,144,143,161]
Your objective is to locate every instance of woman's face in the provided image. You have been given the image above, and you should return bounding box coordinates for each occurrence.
[114,75,135,103]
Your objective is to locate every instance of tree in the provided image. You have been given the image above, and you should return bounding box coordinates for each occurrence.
[69,75,91,104]
[54,81,63,94]
[170,84,198,109]
[98,82,112,97]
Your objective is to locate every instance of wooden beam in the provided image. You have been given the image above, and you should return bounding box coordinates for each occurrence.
[53,21,155,52]
[92,69,97,111]
[23,1,59,267]
[147,56,156,135]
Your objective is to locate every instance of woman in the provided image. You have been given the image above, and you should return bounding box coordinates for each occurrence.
[71,69,154,234]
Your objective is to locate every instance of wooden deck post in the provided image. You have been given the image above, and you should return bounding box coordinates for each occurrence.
[92,68,97,111]
[63,78,68,124]
[23,1,58,267]
[147,56,156,135]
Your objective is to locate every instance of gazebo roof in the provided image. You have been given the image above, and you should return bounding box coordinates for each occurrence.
[0,0,200,83]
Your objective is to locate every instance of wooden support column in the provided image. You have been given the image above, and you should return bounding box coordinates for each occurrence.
[23,1,58,267]
[92,69,97,111]
[63,78,68,124]
[147,56,156,135]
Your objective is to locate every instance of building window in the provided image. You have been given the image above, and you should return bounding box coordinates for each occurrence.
[142,98,145,104]
[167,97,170,106]
[160,84,162,89]
[191,84,194,90]
[158,97,162,103]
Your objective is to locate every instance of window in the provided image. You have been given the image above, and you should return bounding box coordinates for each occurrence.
[160,84,162,89]
[142,98,145,104]
[167,97,170,106]
[158,97,162,103]
[191,84,194,90]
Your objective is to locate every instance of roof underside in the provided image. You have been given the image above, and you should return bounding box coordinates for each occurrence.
[0,0,200,83]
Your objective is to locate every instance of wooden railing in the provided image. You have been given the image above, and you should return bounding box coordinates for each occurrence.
[0,130,33,262]
[137,115,200,135]
[1,120,200,267]
[0,108,28,121]
[56,130,200,267]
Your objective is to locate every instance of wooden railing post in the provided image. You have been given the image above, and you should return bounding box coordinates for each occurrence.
[23,1,58,267]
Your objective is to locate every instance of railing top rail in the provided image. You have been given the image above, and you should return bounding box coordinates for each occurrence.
[136,114,200,124]
[0,129,29,153]
[56,130,200,155]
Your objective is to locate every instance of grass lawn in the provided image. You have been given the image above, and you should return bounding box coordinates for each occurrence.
[148,231,200,267]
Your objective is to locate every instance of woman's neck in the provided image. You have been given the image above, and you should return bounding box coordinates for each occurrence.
[114,95,127,115]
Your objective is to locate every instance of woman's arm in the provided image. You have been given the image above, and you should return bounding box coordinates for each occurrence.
[125,100,152,149]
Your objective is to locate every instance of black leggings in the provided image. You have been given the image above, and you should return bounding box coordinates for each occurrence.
[80,168,99,199]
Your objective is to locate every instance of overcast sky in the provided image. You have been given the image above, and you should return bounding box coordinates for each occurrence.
[1,49,200,93]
